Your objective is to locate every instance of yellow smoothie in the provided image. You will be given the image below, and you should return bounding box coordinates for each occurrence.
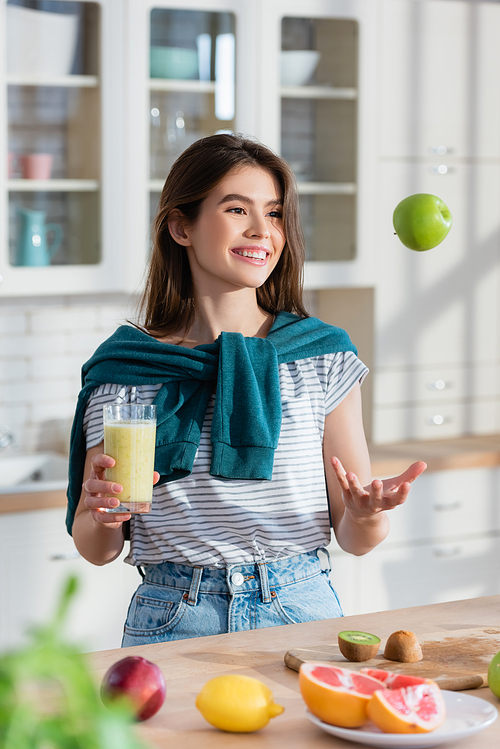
[104,420,156,513]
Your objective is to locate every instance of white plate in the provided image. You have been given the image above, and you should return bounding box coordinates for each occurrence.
[306,690,498,748]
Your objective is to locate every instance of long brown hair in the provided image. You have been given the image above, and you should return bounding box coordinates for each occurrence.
[138,133,308,337]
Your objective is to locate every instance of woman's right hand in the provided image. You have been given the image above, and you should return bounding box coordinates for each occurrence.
[82,452,131,528]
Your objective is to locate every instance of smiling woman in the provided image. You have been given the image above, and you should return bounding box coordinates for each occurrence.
[166,166,286,321]
[140,133,307,345]
[67,133,426,646]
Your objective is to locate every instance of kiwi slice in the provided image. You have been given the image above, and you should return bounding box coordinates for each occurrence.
[338,630,381,662]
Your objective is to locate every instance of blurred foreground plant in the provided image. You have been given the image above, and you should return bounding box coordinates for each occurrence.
[0,575,146,749]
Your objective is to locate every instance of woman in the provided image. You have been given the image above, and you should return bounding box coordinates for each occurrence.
[67,134,425,645]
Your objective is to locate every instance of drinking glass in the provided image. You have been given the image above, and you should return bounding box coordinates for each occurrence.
[103,403,157,514]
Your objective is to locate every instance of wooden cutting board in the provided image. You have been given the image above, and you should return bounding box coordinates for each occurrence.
[285,626,500,690]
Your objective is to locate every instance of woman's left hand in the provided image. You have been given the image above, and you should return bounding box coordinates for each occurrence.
[331,456,427,520]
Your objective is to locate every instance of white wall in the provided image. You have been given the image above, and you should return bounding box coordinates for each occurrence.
[0,294,137,454]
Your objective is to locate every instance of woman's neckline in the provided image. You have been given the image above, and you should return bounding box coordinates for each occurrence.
[150,314,277,349]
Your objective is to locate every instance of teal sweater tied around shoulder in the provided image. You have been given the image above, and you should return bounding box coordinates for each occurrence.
[66,312,357,534]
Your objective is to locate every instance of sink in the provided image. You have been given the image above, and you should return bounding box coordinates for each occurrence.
[0,452,68,494]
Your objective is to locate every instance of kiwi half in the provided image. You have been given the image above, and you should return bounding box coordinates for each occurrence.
[338,630,381,662]
[383,630,423,663]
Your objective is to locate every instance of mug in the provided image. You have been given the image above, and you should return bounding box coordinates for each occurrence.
[20,153,53,180]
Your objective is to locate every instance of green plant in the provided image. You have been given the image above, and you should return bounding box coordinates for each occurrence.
[0,575,147,749]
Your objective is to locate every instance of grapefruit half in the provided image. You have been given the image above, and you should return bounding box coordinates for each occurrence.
[367,682,446,734]
[361,668,433,689]
[299,663,385,728]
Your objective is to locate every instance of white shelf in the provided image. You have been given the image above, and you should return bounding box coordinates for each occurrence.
[281,85,357,100]
[148,79,215,93]
[8,179,100,192]
[297,182,356,195]
[6,75,99,88]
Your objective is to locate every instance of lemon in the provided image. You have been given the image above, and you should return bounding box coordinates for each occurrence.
[488,650,500,698]
[195,674,284,732]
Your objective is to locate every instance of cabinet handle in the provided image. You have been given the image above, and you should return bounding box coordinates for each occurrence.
[49,551,80,561]
[433,546,461,557]
[433,501,462,512]
[427,379,452,391]
[429,145,451,155]
[427,414,450,426]
[430,164,452,175]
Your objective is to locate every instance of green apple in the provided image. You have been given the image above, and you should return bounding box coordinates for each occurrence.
[488,649,500,698]
[393,193,452,251]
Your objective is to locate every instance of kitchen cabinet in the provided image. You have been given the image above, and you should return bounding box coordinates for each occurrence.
[0,0,127,296]
[0,507,139,652]
[123,0,376,289]
[254,0,378,289]
[328,465,500,615]
[371,0,500,444]
[348,535,500,614]
[379,0,500,160]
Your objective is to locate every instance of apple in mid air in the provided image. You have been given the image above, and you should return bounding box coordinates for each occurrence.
[393,193,452,251]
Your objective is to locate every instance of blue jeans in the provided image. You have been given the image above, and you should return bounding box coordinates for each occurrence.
[121,549,343,646]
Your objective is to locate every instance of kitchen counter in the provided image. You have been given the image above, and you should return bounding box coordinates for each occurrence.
[0,488,66,515]
[369,433,500,477]
[87,595,500,748]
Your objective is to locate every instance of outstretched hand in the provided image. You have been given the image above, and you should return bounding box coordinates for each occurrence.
[331,456,427,520]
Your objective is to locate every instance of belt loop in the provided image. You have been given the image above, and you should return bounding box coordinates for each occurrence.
[317,547,332,574]
[256,561,272,604]
[187,566,204,606]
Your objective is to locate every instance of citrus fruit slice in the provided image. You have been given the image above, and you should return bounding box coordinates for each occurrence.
[299,663,385,728]
[367,682,446,734]
[361,668,432,689]
[195,674,284,732]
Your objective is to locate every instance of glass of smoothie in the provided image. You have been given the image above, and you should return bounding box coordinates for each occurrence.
[103,403,157,514]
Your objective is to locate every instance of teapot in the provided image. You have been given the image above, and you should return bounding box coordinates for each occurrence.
[15,207,63,266]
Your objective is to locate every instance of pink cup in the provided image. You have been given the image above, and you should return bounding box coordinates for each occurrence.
[20,153,53,180]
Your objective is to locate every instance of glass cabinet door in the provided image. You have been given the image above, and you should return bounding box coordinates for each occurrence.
[148,7,236,224]
[5,0,101,268]
[280,16,358,261]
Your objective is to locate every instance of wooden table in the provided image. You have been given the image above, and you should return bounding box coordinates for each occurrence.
[87,595,500,748]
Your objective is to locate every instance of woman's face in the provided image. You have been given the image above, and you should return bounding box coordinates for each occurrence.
[171,165,286,296]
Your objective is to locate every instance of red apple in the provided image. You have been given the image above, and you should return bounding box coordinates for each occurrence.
[100,656,166,721]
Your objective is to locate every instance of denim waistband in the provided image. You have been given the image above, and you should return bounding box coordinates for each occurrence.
[141,549,331,603]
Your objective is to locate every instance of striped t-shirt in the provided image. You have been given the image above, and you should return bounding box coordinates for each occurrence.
[83,351,368,568]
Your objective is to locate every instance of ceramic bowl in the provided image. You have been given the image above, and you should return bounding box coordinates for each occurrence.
[280,50,321,86]
[7,5,79,77]
[150,46,199,80]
